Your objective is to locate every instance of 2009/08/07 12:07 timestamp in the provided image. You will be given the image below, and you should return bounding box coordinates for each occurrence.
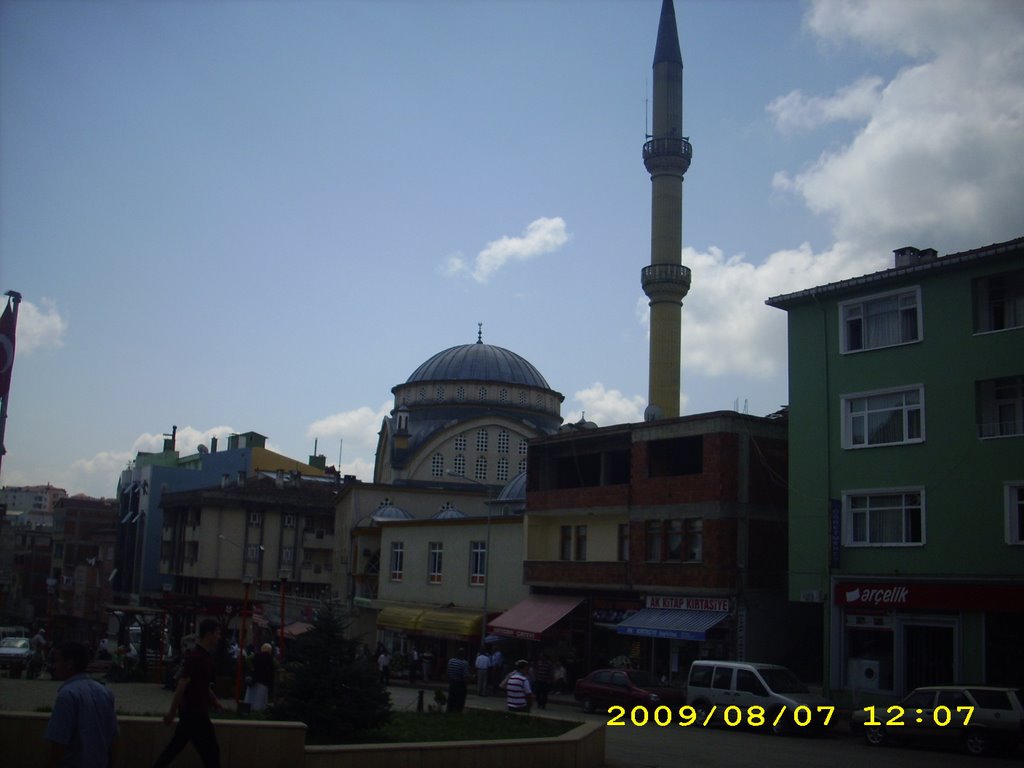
[606,704,834,728]
[862,705,975,727]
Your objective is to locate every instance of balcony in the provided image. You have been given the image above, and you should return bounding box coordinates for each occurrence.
[303,530,335,550]
[642,136,692,176]
[524,560,629,587]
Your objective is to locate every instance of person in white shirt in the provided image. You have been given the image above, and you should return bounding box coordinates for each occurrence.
[474,650,491,696]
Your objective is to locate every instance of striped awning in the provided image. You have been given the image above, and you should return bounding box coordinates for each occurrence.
[416,608,482,640]
[615,609,728,641]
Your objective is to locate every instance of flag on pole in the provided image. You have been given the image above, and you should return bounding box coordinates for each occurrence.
[0,297,16,400]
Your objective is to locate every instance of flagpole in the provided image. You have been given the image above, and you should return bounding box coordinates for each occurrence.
[0,290,22,477]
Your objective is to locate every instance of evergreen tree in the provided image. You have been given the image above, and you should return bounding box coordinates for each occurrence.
[271,601,391,742]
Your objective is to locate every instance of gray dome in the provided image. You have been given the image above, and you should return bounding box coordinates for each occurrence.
[496,471,527,503]
[406,341,551,389]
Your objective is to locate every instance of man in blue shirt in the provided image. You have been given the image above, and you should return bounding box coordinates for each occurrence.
[44,641,121,768]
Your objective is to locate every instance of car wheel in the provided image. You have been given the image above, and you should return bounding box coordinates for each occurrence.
[692,699,714,726]
[964,728,991,756]
[582,697,596,714]
[863,725,887,747]
[768,706,789,736]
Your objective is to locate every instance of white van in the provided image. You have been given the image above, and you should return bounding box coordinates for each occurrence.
[685,660,834,733]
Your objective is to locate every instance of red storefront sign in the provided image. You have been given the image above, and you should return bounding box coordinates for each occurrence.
[835,581,1024,612]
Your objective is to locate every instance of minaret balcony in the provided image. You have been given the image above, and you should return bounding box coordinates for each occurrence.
[643,136,692,176]
[642,263,691,302]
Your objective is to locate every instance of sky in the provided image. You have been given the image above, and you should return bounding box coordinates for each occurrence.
[1,0,1022,499]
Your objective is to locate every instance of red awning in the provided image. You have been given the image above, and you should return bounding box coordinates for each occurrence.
[488,595,583,641]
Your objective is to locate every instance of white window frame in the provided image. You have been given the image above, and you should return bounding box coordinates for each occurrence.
[840,287,922,354]
[974,268,1024,333]
[842,385,925,449]
[283,513,295,528]
[246,543,262,562]
[390,541,404,581]
[469,540,486,586]
[428,542,443,584]
[1005,483,1024,545]
[281,546,294,564]
[844,488,925,547]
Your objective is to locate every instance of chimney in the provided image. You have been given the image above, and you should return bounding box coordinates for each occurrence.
[894,246,938,268]
[210,436,218,453]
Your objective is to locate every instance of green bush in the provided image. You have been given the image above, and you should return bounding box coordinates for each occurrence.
[270,602,391,743]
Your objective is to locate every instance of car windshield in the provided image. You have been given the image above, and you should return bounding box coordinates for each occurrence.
[1,638,28,649]
[758,668,808,694]
[627,671,662,688]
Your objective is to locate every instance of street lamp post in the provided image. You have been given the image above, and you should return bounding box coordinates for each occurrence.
[447,472,494,649]
[234,576,253,704]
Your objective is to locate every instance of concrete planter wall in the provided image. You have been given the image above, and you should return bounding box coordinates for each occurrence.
[0,712,604,768]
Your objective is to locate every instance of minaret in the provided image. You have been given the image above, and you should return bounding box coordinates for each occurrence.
[642,0,691,420]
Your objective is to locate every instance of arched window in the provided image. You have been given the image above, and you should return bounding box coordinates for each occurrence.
[454,455,465,476]
[497,457,509,482]
[474,456,487,481]
[431,453,444,477]
[476,429,488,452]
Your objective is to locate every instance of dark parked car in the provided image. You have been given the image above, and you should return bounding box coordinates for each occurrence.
[851,685,1024,756]
[0,637,32,669]
[574,668,685,713]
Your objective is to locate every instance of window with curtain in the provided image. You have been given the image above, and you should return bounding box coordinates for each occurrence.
[841,288,921,353]
[846,491,924,545]
[843,386,924,447]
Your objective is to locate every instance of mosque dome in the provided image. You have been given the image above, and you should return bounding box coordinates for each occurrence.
[405,339,551,390]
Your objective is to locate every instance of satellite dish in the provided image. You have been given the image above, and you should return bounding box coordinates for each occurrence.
[644,404,664,422]
[197,444,209,454]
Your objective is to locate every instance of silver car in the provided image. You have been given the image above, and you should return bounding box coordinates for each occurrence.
[0,637,32,669]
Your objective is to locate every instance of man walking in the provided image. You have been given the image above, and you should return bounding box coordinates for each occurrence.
[44,641,121,767]
[445,648,469,712]
[474,649,491,696]
[154,618,225,767]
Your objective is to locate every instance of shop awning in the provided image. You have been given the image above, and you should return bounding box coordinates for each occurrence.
[283,621,314,639]
[377,606,425,632]
[488,595,583,641]
[417,608,482,640]
[615,609,728,641]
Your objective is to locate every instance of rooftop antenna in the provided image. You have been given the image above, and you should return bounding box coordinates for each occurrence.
[644,77,651,139]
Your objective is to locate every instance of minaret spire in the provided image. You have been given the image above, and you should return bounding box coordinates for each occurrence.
[642,0,692,420]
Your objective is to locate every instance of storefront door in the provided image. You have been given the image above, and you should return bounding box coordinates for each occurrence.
[903,624,954,691]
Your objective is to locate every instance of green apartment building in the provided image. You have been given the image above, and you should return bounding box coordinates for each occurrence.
[767,237,1024,702]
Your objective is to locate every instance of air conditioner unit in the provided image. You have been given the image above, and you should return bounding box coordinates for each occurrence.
[848,658,881,690]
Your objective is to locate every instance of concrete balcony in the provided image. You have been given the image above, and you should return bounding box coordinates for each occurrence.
[524,560,629,588]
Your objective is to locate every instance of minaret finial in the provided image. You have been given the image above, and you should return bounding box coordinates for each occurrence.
[477,322,483,344]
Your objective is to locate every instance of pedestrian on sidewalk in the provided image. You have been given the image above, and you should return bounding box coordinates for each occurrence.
[446,648,469,712]
[44,640,121,768]
[153,618,225,768]
[504,659,533,714]
[474,649,491,696]
[377,648,391,686]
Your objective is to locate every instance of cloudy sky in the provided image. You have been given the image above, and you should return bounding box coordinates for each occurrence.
[2,0,1022,498]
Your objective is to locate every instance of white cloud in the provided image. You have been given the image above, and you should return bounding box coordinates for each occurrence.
[445,217,571,283]
[773,0,1024,256]
[565,383,647,427]
[636,243,887,381]
[13,298,67,353]
[767,76,883,133]
[307,402,392,476]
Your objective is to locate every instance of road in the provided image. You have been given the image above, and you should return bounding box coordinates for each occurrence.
[2,676,1020,768]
